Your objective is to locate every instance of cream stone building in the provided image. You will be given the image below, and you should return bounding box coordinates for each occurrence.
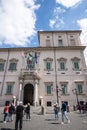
[0,30,87,110]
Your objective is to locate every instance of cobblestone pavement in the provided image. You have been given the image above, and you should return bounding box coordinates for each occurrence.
[0,107,87,130]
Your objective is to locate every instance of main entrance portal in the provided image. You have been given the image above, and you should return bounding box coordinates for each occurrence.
[23,84,34,105]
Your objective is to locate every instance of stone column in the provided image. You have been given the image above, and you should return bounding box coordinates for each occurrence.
[18,80,23,102]
[34,80,39,106]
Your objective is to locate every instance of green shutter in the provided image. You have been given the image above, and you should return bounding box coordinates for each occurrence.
[46,62,51,70]
[0,63,4,71]
[47,85,51,94]
[60,62,65,70]
[78,84,83,93]
[7,85,12,94]
[74,62,79,69]
[62,85,67,94]
[9,63,17,70]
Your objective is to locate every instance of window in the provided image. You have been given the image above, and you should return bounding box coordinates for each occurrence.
[77,84,83,94]
[47,101,52,106]
[60,62,65,70]
[6,84,13,94]
[45,82,53,95]
[47,85,51,94]
[71,57,80,71]
[0,63,4,71]
[46,62,51,71]
[57,57,67,71]
[74,61,79,70]
[9,63,17,71]
[44,58,53,71]
[61,84,67,95]
[58,39,63,46]
[46,39,50,47]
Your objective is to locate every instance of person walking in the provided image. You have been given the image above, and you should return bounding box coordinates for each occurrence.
[54,103,59,120]
[15,101,24,130]
[3,103,9,123]
[61,101,70,124]
[9,103,15,122]
[25,102,31,120]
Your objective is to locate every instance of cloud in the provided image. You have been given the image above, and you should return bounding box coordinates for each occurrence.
[77,18,87,65]
[0,0,40,46]
[49,7,65,28]
[56,0,82,8]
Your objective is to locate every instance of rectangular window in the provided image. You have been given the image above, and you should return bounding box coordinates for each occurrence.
[47,85,51,94]
[60,62,65,70]
[74,61,79,70]
[9,63,17,71]
[0,63,4,71]
[6,84,13,94]
[70,39,75,46]
[58,39,63,46]
[77,84,83,94]
[46,62,51,70]
[46,39,50,47]
[61,84,67,94]
[47,101,52,106]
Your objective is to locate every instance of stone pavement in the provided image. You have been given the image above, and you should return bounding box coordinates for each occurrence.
[0,107,87,130]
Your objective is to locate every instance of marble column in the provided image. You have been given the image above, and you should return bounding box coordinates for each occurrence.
[18,80,23,102]
[34,80,39,106]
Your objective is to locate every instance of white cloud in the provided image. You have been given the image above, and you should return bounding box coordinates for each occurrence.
[56,0,82,8]
[0,0,40,46]
[77,18,87,65]
[49,7,65,28]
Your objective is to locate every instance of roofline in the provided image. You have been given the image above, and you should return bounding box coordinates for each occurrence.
[0,46,86,52]
[38,30,82,34]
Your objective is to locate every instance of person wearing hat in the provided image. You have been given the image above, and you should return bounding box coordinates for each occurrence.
[15,101,24,130]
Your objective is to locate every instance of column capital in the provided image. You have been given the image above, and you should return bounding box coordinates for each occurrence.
[34,79,39,84]
[19,79,23,84]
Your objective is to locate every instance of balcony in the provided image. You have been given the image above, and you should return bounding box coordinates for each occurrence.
[19,68,41,79]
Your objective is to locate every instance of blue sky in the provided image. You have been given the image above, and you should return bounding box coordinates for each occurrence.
[0,0,87,64]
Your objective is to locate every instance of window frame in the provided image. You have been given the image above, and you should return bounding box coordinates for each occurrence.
[45,82,53,95]
[9,62,17,71]
[77,83,83,94]
[6,83,14,95]
[44,58,53,71]
[58,39,63,46]
[0,63,5,71]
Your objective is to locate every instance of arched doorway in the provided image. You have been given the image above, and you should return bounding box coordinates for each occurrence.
[23,84,34,105]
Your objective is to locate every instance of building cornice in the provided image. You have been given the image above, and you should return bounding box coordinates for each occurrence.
[0,46,86,52]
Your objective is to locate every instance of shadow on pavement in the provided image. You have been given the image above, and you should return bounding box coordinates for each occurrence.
[1,128,14,130]
[49,122,60,125]
[45,118,55,121]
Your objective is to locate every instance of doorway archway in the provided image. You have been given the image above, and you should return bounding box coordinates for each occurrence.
[23,84,34,105]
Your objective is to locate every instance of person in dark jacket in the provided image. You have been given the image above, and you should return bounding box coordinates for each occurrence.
[15,101,24,130]
[25,103,31,120]
[61,101,70,124]
[9,103,15,122]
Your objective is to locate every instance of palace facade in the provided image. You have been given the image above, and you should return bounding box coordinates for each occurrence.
[0,30,87,110]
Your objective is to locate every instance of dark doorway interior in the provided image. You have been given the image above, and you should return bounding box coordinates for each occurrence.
[23,84,34,105]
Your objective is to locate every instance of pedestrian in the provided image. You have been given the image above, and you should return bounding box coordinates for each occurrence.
[9,103,15,122]
[54,103,59,120]
[15,101,24,130]
[61,101,70,124]
[25,102,31,120]
[3,103,9,123]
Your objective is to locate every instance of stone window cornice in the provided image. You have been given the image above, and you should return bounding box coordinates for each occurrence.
[9,58,18,62]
